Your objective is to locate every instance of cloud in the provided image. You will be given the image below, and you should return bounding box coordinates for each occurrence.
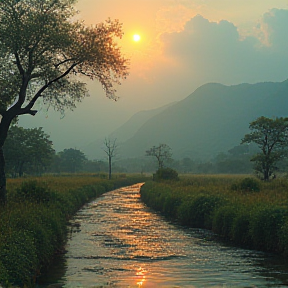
[160,10,288,86]
[260,9,288,50]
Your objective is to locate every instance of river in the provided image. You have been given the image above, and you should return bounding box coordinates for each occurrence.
[37,183,288,287]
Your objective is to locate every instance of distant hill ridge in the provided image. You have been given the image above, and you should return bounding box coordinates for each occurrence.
[117,79,288,160]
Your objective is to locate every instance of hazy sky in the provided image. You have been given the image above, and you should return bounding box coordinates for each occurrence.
[20,0,288,154]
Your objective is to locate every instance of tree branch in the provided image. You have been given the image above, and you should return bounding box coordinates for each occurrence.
[23,62,79,112]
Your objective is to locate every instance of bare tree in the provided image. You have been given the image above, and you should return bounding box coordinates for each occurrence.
[103,138,117,180]
[146,143,172,169]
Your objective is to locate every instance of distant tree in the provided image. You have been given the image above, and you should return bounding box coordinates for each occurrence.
[181,157,196,173]
[82,160,108,173]
[146,143,172,169]
[0,0,128,203]
[58,148,87,173]
[103,138,117,180]
[241,116,288,180]
[3,126,54,177]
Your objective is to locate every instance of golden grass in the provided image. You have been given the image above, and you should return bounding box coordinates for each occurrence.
[169,174,288,208]
[6,173,105,193]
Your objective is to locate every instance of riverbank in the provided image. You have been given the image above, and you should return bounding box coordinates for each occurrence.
[140,175,288,257]
[0,174,147,287]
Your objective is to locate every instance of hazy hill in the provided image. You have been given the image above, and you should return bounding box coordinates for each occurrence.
[82,103,175,159]
[108,103,176,142]
[118,80,288,160]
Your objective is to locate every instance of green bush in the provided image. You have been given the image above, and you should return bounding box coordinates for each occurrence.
[231,209,252,246]
[249,206,287,251]
[0,260,9,287]
[178,195,224,229]
[13,180,58,204]
[279,220,288,255]
[163,194,182,218]
[154,167,179,181]
[231,177,261,192]
[212,205,238,239]
[0,229,38,286]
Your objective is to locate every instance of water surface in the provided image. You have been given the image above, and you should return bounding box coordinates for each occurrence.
[38,183,288,287]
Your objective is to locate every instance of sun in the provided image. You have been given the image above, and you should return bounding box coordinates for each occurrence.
[133,34,141,42]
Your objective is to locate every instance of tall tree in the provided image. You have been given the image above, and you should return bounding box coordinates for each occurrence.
[0,0,128,203]
[241,116,288,180]
[3,126,54,177]
[145,143,172,169]
[103,138,117,180]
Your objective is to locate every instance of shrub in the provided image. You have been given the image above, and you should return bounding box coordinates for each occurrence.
[178,195,224,229]
[231,209,252,246]
[249,206,287,251]
[279,220,288,255]
[12,180,58,204]
[154,167,179,181]
[231,177,260,192]
[0,260,9,287]
[163,194,182,218]
[0,229,38,286]
[212,205,238,239]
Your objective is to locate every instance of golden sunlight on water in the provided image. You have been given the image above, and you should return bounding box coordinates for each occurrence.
[38,184,288,288]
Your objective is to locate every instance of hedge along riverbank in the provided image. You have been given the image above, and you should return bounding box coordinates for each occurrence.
[0,175,147,287]
[140,176,288,257]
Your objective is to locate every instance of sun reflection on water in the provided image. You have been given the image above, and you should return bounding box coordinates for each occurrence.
[136,267,147,287]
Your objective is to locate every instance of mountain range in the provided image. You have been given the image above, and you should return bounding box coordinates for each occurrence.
[83,80,288,161]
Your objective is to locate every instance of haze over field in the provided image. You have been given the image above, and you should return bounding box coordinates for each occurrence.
[19,0,288,158]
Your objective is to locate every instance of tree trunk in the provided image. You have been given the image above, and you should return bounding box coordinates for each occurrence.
[263,166,270,181]
[0,110,19,204]
[19,161,25,177]
[0,146,7,205]
[108,156,112,180]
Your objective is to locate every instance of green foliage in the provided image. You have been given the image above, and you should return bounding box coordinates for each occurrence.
[57,148,87,173]
[0,0,128,114]
[13,180,57,204]
[249,206,287,252]
[231,209,252,246]
[0,260,9,286]
[3,126,54,177]
[212,205,238,239]
[154,167,179,181]
[178,195,224,229]
[242,116,288,180]
[231,177,261,192]
[0,228,38,287]
[162,193,182,218]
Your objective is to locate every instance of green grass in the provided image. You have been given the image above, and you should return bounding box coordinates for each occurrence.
[0,174,147,287]
[140,175,288,256]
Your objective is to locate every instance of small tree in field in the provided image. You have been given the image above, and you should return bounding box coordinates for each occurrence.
[146,143,172,169]
[0,0,129,203]
[241,116,288,180]
[103,138,117,180]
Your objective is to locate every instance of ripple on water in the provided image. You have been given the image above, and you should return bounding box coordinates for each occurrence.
[37,184,288,288]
